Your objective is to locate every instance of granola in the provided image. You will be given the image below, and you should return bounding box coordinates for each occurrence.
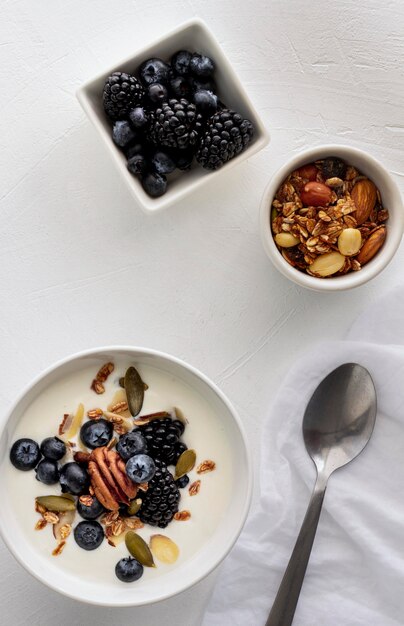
[271,157,388,277]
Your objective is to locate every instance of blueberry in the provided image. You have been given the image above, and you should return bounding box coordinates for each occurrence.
[116,430,148,461]
[140,58,171,86]
[151,151,176,175]
[40,436,66,461]
[126,454,156,483]
[35,459,60,485]
[127,154,147,175]
[59,462,90,495]
[190,53,215,77]
[74,521,104,550]
[80,419,113,449]
[171,50,192,76]
[10,438,41,471]
[125,142,144,159]
[193,89,218,115]
[175,474,190,489]
[147,83,168,105]
[128,107,148,129]
[112,120,137,148]
[170,76,191,99]
[189,76,217,94]
[115,556,143,582]
[77,496,106,520]
[141,172,167,197]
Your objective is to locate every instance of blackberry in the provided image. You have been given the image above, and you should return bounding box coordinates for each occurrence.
[136,417,183,465]
[138,459,180,527]
[196,109,254,170]
[149,98,203,149]
[103,72,144,121]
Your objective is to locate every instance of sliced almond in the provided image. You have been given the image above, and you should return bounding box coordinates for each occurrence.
[150,534,179,564]
[65,403,84,440]
[53,510,75,540]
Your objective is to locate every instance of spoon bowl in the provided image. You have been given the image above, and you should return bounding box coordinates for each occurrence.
[266,363,377,626]
[303,363,377,476]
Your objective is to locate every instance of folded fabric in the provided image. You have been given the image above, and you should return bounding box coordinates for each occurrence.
[203,288,404,626]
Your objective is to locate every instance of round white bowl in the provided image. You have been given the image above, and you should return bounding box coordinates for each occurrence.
[260,145,404,291]
[0,347,252,606]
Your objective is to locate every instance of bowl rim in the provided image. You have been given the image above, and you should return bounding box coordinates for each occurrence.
[0,345,253,606]
[259,144,404,292]
[76,16,270,214]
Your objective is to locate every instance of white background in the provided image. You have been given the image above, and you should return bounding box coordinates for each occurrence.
[1,0,403,624]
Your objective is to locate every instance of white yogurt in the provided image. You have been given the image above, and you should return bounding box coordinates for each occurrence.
[5,357,232,586]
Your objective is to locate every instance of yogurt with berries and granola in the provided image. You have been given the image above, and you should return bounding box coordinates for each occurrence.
[6,358,230,585]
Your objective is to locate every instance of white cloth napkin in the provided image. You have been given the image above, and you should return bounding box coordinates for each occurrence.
[203,287,404,626]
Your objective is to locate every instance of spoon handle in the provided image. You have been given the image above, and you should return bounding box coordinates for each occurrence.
[265,474,327,626]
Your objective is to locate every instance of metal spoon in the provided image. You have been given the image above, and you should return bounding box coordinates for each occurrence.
[266,363,377,626]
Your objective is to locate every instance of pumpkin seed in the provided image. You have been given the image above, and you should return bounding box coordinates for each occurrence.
[150,534,179,564]
[127,498,142,516]
[125,531,155,567]
[175,449,196,479]
[119,377,125,389]
[61,493,75,502]
[36,496,76,512]
[124,367,144,417]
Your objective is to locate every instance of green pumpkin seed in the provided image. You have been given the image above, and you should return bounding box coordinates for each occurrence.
[124,367,145,417]
[175,449,196,479]
[127,498,142,516]
[125,531,155,567]
[36,496,76,512]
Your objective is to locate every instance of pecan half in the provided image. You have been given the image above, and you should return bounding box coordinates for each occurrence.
[174,510,191,521]
[196,460,216,474]
[189,480,201,496]
[87,408,103,419]
[88,446,138,511]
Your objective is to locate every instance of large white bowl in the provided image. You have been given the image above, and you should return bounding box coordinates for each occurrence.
[76,18,269,214]
[0,347,252,606]
[260,145,404,291]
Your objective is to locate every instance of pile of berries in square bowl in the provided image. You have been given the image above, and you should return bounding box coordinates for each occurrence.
[102,50,255,197]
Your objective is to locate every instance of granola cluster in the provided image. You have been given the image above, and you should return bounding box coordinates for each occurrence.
[271,157,388,277]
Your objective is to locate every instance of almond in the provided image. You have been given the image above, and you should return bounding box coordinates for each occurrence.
[274,233,300,248]
[357,227,386,265]
[309,251,345,277]
[300,182,332,207]
[351,179,377,225]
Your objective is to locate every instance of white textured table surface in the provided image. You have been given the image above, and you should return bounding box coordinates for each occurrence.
[1,1,404,624]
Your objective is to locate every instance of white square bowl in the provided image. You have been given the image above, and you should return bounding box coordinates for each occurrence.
[76,18,270,214]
